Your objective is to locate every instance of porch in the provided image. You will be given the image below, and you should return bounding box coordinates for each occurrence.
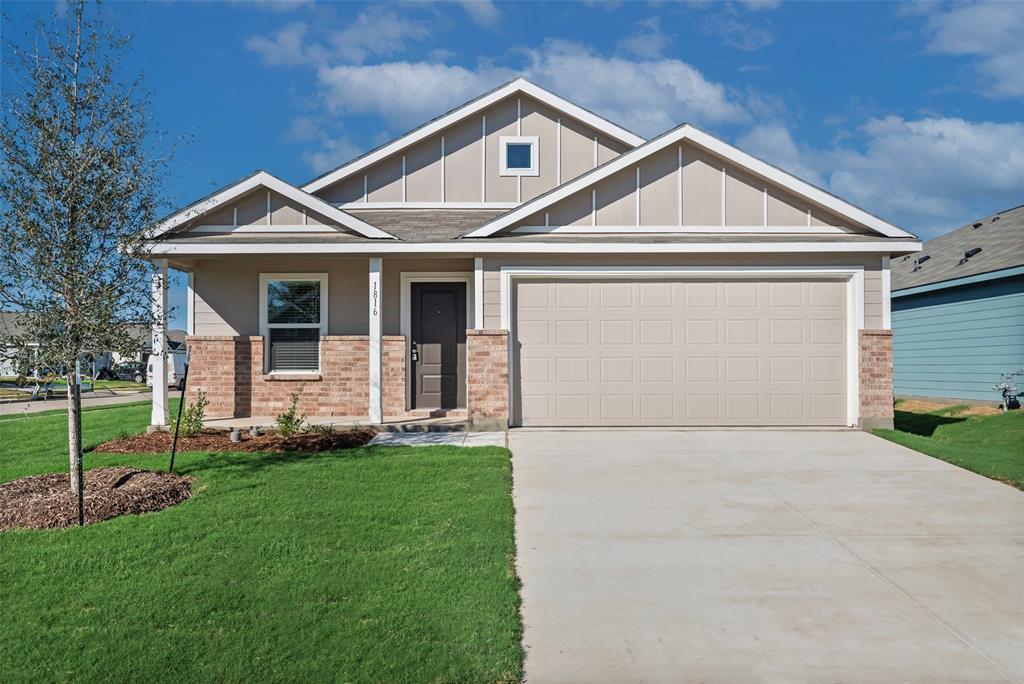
[147,255,509,432]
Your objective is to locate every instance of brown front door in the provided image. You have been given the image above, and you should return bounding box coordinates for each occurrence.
[411,282,466,409]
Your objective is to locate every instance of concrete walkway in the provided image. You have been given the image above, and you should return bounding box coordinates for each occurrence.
[0,390,180,417]
[369,431,506,447]
[512,430,1024,683]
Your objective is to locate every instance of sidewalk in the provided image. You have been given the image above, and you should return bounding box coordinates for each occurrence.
[0,390,181,417]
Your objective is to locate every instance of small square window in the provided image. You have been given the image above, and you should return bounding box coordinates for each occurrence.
[499,136,539,177]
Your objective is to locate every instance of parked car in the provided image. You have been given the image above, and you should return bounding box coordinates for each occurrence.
[146,353,187,390]
[98,362,146,383]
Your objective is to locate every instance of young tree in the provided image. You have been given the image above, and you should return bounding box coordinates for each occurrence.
[0,1,167,524]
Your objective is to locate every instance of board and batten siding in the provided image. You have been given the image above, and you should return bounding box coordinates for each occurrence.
[515,142,876,233]
[893,274,1024,401]
[312,93,630,206]
[480,253,886,330]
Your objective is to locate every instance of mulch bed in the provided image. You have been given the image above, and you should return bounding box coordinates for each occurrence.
[0,467,193,531]
[92,426,377,454]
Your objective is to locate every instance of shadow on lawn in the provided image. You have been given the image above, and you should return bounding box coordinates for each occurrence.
[892,409,967,437]
[171,444,397,477]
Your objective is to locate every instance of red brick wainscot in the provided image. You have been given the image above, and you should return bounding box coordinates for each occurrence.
[859,329,894,430]
[381,335,407,419]
[186,336,371,418]
[467,329,509,430]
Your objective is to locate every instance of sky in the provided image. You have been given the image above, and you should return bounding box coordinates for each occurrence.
[4,0,1023,328]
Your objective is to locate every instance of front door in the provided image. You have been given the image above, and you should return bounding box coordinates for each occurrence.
[411,282,467,409]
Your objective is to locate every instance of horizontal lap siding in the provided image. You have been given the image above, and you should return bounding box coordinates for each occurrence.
[892,275,1024,401]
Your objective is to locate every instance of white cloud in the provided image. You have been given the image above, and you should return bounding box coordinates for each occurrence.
[312,40,748,137]
[329,7,430,64]
[301,134,363,174]
[739,116,1024,237]
[703,9,776,51]
[457,0,501,28]
[923,1,1024,98]
[617,17,669,59]
[245,22,325,66]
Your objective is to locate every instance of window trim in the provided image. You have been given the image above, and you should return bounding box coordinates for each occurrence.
[259,273,329,373]
[499,136,540,177]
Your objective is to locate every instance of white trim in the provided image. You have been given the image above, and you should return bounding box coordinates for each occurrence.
[499,264,865,427]
[516,97,522,135]
[635,166,641,226]
[301,78,645,194]
[721,166,726,227]
[186,271,195,336]
[763,188,768,227]
[149,240,922,256]
[556,117,562,186]
[474,258,484,330]
[807,208,812,228]
[368,259,382,423]
[266,190,271,225]
[150,171,395,240]
[481,115,487,202]
[512,225,854,235]
[592,135,598,168]
[401,155,407,202]
[677,146,683,227]
[440,136,446,202]
[363,175,368,203]
[189,224,338,234]
[499,136,540,177]
[302,208,308,226]
[258,272,329,375]
[881,256,892,330]
[233,207,238,227]
[339,201,518,210]
[591,189,596,226]
[462,124,915,239]
[399,271,475,411]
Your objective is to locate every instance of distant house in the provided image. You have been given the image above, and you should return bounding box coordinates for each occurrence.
[891,204,1024,403]
[0,311,186,377]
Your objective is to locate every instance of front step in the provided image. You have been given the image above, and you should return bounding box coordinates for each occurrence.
[376,418,470,433]
[399,408,468,419]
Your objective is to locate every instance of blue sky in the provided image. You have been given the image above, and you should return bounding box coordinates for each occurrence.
[5,0,1023,328]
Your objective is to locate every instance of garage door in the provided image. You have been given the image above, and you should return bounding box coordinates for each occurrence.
[512,279,848,426]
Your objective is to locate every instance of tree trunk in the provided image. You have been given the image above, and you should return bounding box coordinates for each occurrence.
[67,368,84,525]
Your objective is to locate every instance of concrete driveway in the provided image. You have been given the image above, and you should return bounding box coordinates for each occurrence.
[511,430,1024,683]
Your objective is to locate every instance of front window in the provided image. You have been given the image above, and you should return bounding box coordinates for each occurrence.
[261,275,326,372]
[499,136,539,176]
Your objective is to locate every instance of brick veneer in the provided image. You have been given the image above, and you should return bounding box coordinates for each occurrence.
[381,336,406,418]
[467,329,509,430]
[859,329,894,430]
[186,335,370,418]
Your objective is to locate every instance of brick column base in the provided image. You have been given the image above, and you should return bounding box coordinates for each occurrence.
[381,336,406,419]
[467,329,509,431]
[859,329,894,430]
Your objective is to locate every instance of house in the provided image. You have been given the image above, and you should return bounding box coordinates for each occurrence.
[143,78,921,430]
[891,204,1024,403]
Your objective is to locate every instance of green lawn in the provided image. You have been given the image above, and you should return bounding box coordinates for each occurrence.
[0,402,522,683]
[874,404,1024,490]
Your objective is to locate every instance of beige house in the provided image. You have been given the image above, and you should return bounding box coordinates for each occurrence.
[144,78,920,430]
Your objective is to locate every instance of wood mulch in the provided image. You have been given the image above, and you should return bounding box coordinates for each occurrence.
[0,467,193,531]
[92,426,377,454]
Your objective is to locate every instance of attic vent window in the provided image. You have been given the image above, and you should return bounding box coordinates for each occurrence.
[958,247,982,265]
[499,136,539,177]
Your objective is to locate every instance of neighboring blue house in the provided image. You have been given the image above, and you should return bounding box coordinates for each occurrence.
[891,204,1024,403]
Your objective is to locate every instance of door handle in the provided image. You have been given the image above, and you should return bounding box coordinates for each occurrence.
[411,343,418,362]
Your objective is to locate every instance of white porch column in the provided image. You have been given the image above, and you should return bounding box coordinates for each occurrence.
[186,271,195,335]
[150,258,169,427]
[474,257,484,329]
[368,257,382,423]
[881,256,892,330]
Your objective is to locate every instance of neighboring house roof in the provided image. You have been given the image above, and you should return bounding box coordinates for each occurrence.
[892,204,1024,294]
[462,123,915,240]
[149,171,396,240]
[301,78,646,195]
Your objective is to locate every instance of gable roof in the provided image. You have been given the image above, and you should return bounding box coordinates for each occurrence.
[892,203,1024,293]
[461,123,916,240]
[301,78,647,195]
[148,171,396,240]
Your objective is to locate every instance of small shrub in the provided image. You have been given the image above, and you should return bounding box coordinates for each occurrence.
[173,391,208,438]
[307,423,335,439]
[275,388,306,439]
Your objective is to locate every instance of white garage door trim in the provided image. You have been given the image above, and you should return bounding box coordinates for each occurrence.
[500,265,865,427]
